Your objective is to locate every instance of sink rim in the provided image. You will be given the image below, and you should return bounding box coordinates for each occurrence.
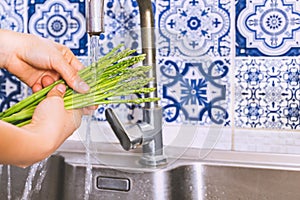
[56,140,300,172]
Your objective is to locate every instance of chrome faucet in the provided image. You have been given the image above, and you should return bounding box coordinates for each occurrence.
[86,0,105,35]
[86,0,167,166]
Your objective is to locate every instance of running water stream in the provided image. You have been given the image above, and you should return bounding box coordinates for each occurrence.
[21,158,48,200]
[83,35,100,200]
[84,116,93,200]
[7,165,11,200]
[0,165,2,190]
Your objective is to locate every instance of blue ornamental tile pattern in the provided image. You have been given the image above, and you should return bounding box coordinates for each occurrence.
[157,0,231,57]
[1,0,299,131]
[92,99,143,123]
[28,0,87,56]
[0,1,26,112]
[235,58,300,129]
[159,57,230,125]
[236,0,300,56]
[0,0,24,31]
[0,69,27,112]
[98,0,141,56]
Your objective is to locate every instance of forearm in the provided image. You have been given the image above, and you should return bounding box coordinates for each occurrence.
[0,120,53,167]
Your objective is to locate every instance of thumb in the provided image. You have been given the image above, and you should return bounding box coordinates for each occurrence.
[47,84,66,98]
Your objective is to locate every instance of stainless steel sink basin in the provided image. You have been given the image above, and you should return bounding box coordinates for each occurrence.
[59,142,300,200]
[169,164,300,200]
[0,155,65,199]
[1,141,300,200]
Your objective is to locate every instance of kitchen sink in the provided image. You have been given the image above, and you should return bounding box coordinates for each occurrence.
[169,163,300,200]
[0,155,65,199]
[1,141,300,200]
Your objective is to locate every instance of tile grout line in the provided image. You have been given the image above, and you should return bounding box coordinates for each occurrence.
[231,0,236,151]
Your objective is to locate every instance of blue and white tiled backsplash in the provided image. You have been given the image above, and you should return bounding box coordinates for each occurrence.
[1,0,300,153]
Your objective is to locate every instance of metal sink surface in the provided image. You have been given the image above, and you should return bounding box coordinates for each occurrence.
[1,141,300,200]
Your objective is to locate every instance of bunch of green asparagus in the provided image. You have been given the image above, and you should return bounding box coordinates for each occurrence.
[0,45,159,127]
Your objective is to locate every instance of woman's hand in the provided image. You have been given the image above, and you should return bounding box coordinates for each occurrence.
[0,29,89,93]
[22,84,83,156]
[0,84,92,167]
[0,30,96,167]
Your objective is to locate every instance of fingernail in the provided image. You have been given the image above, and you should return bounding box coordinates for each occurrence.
[79,81,90,92]
[57,84,66,93]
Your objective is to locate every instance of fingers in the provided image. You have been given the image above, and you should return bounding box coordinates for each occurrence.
[54,43,85,71]
[31,75,56,93]
[51,43,89,94]
[58,63,90,94]
[32,83,42,93]
[47,84,66,98]
[2,32,89,94]
[28,39,89,94]
[41,75,56,87]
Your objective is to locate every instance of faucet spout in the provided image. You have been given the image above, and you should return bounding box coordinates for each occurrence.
[136,0,166,166]
[86,0,105,35]
[136,0,158,109]
[104,0,167,167]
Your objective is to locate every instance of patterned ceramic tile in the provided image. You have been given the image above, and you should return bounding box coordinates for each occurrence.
[236,0,300,56]
[28,0,87,56]
[0,69,28,112]
[1,0,299,142]
[159,56,231,126]
[0,0,24,31]
[98,0,142,55]
[156,0,231,57]
[92,99,144,123]
[155,0,231,126]
[235,58,300,129]
[0,1,27,112]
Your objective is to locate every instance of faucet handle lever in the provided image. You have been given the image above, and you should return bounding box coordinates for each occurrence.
[105,108,143,151]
